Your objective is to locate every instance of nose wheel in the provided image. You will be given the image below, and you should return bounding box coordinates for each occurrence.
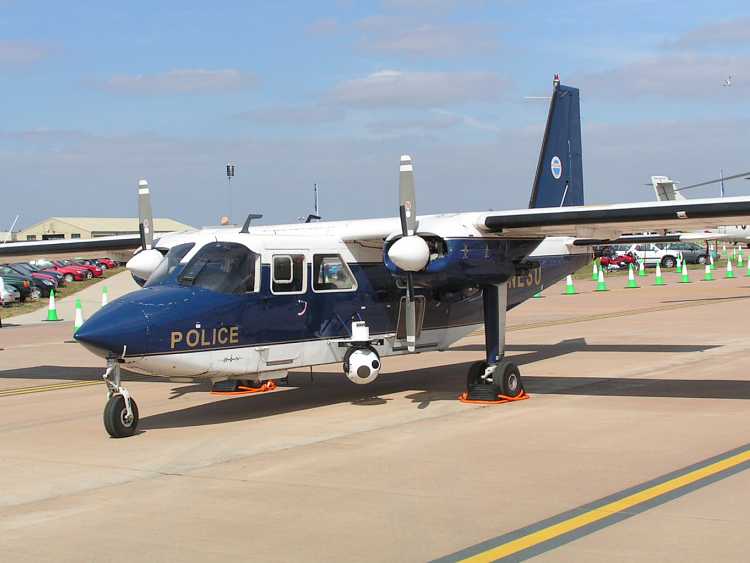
[104,393,139,438]
[101,360,139,438]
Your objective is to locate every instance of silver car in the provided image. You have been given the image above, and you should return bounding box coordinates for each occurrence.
[0,276,20,306]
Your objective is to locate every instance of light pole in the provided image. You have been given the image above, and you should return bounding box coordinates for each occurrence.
[226,162,235,224]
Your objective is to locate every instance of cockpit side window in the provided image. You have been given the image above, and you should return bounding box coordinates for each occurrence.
[312,254,357,292]
[145,243,195,287]
[178,242,258,294]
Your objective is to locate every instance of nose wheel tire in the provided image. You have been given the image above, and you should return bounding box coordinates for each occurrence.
[103,394,139,438]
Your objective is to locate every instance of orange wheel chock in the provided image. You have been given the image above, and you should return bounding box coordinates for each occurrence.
[211,380,278,396]
[458,390,530,405]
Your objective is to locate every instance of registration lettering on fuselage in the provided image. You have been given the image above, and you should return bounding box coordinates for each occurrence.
[170,326,240,350]
[508,265,542,289]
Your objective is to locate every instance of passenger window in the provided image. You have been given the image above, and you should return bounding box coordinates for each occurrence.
[313,254,356,292]
[178,242,257,294]
[272,254,305,293]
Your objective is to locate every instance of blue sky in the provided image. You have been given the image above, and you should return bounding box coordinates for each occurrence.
[2,0,750,229]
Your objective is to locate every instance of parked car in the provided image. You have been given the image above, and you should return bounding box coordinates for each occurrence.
[3,263,57,297]
[97,257,118,269]
[61,259,102,278]
[0,266,35,301]
[662,242,715,265]
[17,261,66,287]
[0,277,20,306]
[32,259,89,282]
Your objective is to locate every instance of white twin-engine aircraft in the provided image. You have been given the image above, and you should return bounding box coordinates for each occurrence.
[5,76,750,438]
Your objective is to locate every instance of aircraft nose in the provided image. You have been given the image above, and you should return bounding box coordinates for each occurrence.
[74,300,149,358]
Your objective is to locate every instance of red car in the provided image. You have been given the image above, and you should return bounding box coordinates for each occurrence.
[34,260,89,282]
[58,259,102,278]
[96,257,118,269]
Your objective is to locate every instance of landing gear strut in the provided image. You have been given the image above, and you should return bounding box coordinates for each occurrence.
[464,282,526,402]
[102,359,139,438]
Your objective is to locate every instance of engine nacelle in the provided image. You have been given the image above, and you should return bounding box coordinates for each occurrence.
[343,347,381,384]
[126,248,164,283]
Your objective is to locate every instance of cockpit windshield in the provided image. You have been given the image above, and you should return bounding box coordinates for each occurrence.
[178,242,257,294]
[145,243,195,287]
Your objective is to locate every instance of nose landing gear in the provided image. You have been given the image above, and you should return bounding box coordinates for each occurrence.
[102,359,139,438]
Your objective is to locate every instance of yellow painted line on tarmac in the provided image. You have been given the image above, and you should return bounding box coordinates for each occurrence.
[0,380,101,397]
[446,444,750,562]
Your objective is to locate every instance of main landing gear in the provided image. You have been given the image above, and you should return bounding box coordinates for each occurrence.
[102,359,139,438]
[463,282,526,403]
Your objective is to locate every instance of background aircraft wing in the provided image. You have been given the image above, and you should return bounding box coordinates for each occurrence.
[478,196,750,240]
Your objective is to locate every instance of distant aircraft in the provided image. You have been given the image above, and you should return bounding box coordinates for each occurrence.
[651,173,750,241]
[722,74,733,87]
[6,76,750,438]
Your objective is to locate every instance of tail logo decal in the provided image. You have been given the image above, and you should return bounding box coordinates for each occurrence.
[550,156,562,179]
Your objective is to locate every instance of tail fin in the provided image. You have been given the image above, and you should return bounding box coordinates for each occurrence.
[651,176,686,201]
[528,76,584,208]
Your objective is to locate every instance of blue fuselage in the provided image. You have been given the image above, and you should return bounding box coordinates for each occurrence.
[75,241,588,360]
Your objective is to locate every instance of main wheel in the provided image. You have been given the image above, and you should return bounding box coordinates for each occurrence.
[499,363,524,398]
[466,360,490,387]
[103,394,139,438]
[64,273,74,283]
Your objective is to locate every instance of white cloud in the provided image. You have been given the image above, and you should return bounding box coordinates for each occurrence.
[305,18,339,36]
[366,112,462,134]
[578,54,750,98]
[331,69,510,107]
[668,17,750,49]
[237,104,345,126]
[359,22,498,57]
[98,69,258,95]
[0,40,50,66]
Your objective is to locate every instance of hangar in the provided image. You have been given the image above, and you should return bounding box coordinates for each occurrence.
[18,217,193,241]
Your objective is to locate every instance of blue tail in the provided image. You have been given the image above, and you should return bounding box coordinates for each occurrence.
[528,78,583,208]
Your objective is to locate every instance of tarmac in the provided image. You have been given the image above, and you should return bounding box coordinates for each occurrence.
[1,269,749,562]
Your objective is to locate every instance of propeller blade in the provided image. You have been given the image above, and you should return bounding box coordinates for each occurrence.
[138,179,154,250]
[399,155,417,235]
[405,273,416,353]
[399,205,408,237]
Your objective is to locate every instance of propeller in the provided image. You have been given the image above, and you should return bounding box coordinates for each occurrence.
[387,155,430,352]
[127,179,164,281]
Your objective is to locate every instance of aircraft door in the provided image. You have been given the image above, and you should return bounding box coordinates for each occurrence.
[259,252,310,368]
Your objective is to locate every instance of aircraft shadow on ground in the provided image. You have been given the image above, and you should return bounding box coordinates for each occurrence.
[140,339,749,431]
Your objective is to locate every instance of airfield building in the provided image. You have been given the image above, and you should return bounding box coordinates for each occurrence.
[18,217,193,241]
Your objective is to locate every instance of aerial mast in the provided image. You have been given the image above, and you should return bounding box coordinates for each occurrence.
[226,162,236,224]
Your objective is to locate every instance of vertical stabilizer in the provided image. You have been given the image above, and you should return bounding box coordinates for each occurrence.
[529,76,584,208]
[651,176,685,201]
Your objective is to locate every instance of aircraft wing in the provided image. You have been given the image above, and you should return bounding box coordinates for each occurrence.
[0,234,142,258]
[477,196,750,240]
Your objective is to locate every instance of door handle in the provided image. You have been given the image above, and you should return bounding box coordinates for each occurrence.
[297,299,308,316]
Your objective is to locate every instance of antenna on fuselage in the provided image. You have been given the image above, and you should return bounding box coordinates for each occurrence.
[240,213,263,234]
[298,183,322,223]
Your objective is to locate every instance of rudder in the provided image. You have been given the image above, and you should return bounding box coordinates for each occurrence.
[528,76,584,208]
